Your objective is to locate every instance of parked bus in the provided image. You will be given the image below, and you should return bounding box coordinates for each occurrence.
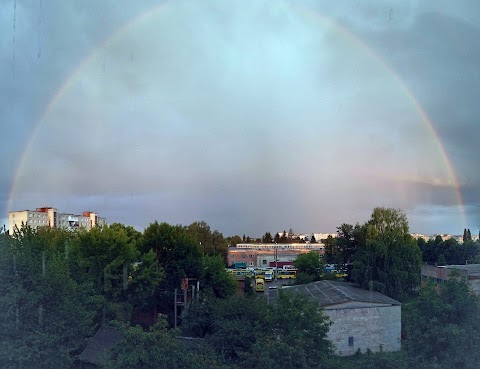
[255,278,265,292]
[254,270,266,279]
[276,269,297,279]
[264,270,274,282]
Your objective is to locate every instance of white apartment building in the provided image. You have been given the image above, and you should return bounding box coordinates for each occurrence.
[8,207,106,234]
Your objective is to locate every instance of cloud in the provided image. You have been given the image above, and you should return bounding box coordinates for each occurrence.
[3,0,479,235]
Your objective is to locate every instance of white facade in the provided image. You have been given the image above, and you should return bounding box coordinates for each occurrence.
[236,243,325,251]
[8,207,106,234]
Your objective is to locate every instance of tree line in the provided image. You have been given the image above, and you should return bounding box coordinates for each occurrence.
[1,208,480,368]
[0,220,237,368]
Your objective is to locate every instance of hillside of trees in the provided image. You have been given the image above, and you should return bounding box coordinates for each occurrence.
[1,208,479,368]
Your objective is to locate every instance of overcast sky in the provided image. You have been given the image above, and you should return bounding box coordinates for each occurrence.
[1,0,479,236]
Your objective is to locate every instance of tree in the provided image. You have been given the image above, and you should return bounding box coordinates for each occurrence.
[294,251,324,283]
[336,223,365,264]
[68,224,143,322]
[462,228,472,243]
[262,231,273,243]
[310,234,317,243]
[351,207,422,301]
[225,235,242,247]
[244,291,333,369]
[201,255,237,298]
[186,221,228,260]
[106,315,220,369]
[274,232,280,244]
[0,226,101,369]
[403,275,480,368]
[197,295,269,360]
[142,222,203,292]
[184,291,333,369]
[323,235,338,263]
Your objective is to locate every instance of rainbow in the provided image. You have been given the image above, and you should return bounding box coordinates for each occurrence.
[7,0,467,228]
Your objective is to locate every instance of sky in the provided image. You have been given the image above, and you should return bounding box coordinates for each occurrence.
[1,0,479,236]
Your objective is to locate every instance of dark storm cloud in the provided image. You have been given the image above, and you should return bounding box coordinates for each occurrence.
[332,2,480,230]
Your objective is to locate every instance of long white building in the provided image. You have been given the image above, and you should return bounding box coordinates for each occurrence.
[8,206,106,234]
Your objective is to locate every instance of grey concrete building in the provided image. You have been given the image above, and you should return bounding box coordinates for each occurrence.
[268,280,401,356]
[421,264,480,295]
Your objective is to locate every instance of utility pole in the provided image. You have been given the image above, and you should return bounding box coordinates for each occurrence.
[275,244,278,287]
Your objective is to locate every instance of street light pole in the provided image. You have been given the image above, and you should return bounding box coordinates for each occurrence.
[275,243,278,287]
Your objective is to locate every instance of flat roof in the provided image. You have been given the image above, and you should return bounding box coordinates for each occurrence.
[439,264,480,276]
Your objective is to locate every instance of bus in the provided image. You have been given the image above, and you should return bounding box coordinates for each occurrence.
[227,269,254,278]
[276,269,297,279]
[255,278,265,292]
[264,270,274,282]
[254,270,266,279]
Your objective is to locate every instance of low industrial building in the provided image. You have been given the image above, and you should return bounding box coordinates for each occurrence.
[228,243,324,268]
[268,280,401,356]
[421,264,480,294]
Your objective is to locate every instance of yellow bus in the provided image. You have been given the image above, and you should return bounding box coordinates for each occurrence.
[255,278,265,292]
[276,269,297,279]
[254,270,266,279]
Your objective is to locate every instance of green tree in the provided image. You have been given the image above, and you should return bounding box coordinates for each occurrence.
[262,231,273,243]
[201,255,237,298]
[336,223,365,264]
[434,234,443,245]
[226,235,242,247]
[203,295,269,361]
[403,275,480,368]
[324,235,338,263]
[259,290,333,368]
[142,221,203,292]
[187,291,333,369]
[70,225,137,297]
[0,226,101,369]
[294,251,324,283]
[351,207,421,301]
[106,315,221,369]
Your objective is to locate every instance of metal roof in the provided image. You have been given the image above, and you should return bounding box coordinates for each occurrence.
[79,326,122,366]
[267,280,401,308]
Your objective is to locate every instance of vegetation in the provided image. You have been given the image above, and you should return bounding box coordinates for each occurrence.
[418,235,480,265]
[294,250,324,283]
[183,291,333,369]
[1,209,480,369]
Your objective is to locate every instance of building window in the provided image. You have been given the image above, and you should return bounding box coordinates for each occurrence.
[348,336,354,347]
[262,260,267,265]
[29,214,32,217]
[249,254,253,258]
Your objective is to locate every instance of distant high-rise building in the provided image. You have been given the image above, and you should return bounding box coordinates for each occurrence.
[8,206,106,234]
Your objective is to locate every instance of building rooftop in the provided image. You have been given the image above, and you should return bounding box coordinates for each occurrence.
[267,280,401,308]
[439,264,480,276]
[79,326,122,366]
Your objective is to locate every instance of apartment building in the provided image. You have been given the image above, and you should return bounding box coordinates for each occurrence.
[8,207,106,233]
